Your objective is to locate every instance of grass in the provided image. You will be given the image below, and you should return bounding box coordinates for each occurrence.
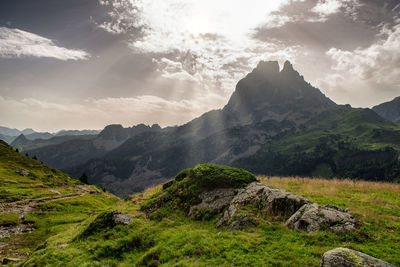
[1,142,399,266]
[0,141,120,264]
[0,213,19,226]
[23,176,400,266]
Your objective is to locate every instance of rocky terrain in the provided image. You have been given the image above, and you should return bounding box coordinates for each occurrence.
[142,164,358,234]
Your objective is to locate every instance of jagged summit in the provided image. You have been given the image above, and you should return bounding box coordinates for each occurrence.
[253,60,280,76]
[223,60,335,124]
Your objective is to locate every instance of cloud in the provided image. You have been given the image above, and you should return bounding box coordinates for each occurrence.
[97,0,304,96]
[0,27,90,60]
[327,23,400,85]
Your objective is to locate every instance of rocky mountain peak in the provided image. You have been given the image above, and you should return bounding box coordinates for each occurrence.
[281,60,295,73]
[224,60,335,123]
[253,60,280,76]
[97,124,127,141]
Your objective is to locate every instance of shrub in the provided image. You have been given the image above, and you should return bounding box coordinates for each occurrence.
[188,163,257,189]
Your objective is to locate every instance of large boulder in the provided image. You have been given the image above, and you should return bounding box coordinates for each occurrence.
[216,182,310,228]
[321,248,394,267]
[285,203,357,233]
[141,164,257,220]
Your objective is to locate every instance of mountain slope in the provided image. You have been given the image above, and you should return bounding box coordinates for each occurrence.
[23,124,162,170]
[66,61,400,197]
[27,61,400,197]
[373,96,400,124]
[0,140,119,264]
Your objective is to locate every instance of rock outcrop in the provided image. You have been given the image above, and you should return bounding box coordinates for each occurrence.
[111,211,133,226]
[215,182,310,229]
[285,203,357,233]
[321,248,395,267]
[143,164,357,233]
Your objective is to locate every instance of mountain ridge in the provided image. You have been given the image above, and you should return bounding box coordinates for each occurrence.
[11,60,400,197]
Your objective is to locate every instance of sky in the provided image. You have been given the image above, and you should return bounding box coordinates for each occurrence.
[0,0,399,132]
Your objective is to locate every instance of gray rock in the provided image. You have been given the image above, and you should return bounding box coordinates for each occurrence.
[229,215,259,230]
[111,211,133,225]
[216,182,310,227]
[285,203,356,233]
[89,189,102,194]
[19,169,29,177]
[189,188,238,219]
[321,248,395,267]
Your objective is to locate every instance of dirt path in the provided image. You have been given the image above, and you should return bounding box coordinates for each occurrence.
[0,185,95,263]
[0,189,87,239]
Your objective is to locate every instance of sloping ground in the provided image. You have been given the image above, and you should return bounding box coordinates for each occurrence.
[0,141,119,265]
[23,173,400,266]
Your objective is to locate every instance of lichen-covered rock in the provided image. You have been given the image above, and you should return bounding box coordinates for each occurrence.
[228,215,259,230]
[112,211,133,225]
[188,188,238,219]
[321,248,394,267]
[216,182,310,227]
[285,203,356,233]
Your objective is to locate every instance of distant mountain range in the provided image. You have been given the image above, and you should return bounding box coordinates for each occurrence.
[3,61,400,197]
[0,127,101,145]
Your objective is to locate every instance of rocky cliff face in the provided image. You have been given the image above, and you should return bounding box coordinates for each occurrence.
[223,60,334,126]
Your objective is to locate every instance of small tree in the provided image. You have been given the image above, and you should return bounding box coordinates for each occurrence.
[79,173,89,184]
[15,148,19,153]
[32,155,38,160]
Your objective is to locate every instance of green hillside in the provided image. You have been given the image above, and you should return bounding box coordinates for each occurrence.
[234,106,400,181]
[0,141,119,265]
[0,163,394,266]
[1,140,399,266]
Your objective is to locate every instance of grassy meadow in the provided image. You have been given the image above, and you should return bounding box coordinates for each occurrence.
[22,177,400,266]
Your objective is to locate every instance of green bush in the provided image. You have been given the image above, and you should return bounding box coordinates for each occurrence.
[188,163,257,189]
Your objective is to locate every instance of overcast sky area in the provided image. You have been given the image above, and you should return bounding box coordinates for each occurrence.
[0,0,399,132]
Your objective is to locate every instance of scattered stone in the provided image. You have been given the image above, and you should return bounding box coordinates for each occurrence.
[89,189,102,194]
[321,248,395,267]
[49,189,61,195]
[285,203,356,233]
[162,180,174,190]
[19,169,29,177]
[56,244,68,249]
[4,179,18,184]
[0,224,35,239]
[1,190,10,194]
[111,211,133,226]
[2,257,21,264]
